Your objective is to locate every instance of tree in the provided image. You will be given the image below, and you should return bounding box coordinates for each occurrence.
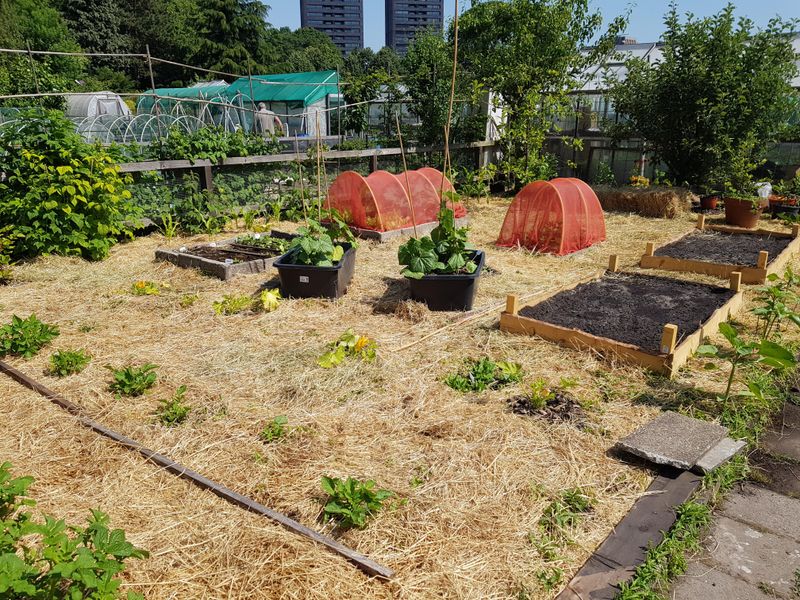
[262,27,343,74]
[194,0,269,74]
[609,4,799,192]
[57,0,132,71]
[458,0,626,187]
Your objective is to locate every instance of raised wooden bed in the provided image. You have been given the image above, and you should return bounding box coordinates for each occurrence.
[155,231,295,281]
[349,216,469,242]
[500,256,744,377]
[639,215,800,284]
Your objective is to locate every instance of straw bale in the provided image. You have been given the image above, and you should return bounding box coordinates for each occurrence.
[593,185,697,218]
[0,201,785,599]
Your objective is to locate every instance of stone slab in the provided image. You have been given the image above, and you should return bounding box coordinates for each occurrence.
[761,402,800,462]
[694,437,747,473]
[673,562,773,600]
[707,515,800,597]
[720,483,800,540]
[615,411,728,470]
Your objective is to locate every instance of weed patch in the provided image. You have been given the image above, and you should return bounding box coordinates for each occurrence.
[444,357,523,392]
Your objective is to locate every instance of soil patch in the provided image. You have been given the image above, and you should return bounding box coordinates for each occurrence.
[749,449,800,499]
[185,244,281,263]
[508,391,587,428]
[655,230,791,266]
[519,273,735,353]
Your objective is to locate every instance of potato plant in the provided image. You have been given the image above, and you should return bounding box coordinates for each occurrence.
[320,476,393,530]
[48,349,91,377]
[0,314,60,359]
[106,364,158,397]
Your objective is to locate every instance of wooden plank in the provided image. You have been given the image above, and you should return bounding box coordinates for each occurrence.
[669,291,745,373]
[500,275,745,377]
[118,141,500,174]
[506,294,520,316]
[499,312,670,374]
[660,324,678,355]
[640,227,800,285]
[705,223,794,238]
[608,255,620,273]
[0,360,394,580]
[557,468,702,600]
[757,251,769,269]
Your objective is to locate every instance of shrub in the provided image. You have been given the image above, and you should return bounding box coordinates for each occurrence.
[0,314,60,358]
[107,363,158,396]
[320,476,393,529]
[0,461,148,599]
[156,385,191,426]
[444,357,523,392]
[0,110,135,261]
[49,349,91,376]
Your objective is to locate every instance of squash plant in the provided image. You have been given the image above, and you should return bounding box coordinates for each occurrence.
[287,215,356,267]
[398,204,477,279]
[0,110,135,261]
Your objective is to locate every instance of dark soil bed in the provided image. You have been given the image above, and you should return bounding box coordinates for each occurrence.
[185,244,280,263]
[654,230,791,266]
[519,273,735,353]
[508,391,588,428]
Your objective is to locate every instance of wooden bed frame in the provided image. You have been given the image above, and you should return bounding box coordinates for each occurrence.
[639,215,800,285]
[500,256,745,377]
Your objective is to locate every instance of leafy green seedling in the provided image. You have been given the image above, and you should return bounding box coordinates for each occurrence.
[259,415,289,443]
[289,220,346,266]
[320,476,393,529]
[257,288,281,313]
[751,267,800,341]
[179,293,199,308]
[317,329,377,368]
[0,461,148,599]
[156,385,191,426]
[0,314,59,358]
[131,280,160,296]
[697,322,795,401]
[535,567,564,592]
[213,294,252,315]
[49,349,91,377]
[444,357,523,392]
[107,363,158,396]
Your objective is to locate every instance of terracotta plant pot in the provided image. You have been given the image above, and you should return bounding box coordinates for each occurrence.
[723,197,766,229]
[700,195,718,210]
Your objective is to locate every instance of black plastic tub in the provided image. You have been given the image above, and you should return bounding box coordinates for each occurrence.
[772,204,800,218]
[407,250,485,311]
[274,243,356,299]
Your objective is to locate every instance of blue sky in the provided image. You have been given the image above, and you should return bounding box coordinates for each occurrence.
[268,1,798,50]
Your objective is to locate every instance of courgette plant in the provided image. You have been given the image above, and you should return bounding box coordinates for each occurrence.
[288,212,356,267]
[397,204,477,279]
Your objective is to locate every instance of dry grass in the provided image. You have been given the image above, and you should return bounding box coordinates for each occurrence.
[593,186,697,218]
[0,201,786,599]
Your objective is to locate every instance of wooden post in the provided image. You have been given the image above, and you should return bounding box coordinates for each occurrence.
[608,254,620,273]
[645,242,655,257]
[25,41,40,95]
[197,165,213,193]
[505,295,520,316]
[369,153,378,173]
[793,224,800,239]
[757,251,769,269]
[730,271,742,292]
[146,44,164,139]
[660,324,678,355]
[696,214,706,230]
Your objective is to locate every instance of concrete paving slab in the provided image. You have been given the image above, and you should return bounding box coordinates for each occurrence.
[762,402,800,462]
[673,563,773,600]
[721,483,800,540]
[616,411,727,470]
[707,515,800,597]
[694,437,747,473]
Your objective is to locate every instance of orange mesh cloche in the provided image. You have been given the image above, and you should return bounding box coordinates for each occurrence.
[496,178,606,255]
[326,168,467,232]
[417,167,467,218]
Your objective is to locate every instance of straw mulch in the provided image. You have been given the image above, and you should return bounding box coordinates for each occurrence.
[593,185,697,218]
[0,203,786,599]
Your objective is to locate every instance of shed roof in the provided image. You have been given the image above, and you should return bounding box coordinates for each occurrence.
[224,70,339,106]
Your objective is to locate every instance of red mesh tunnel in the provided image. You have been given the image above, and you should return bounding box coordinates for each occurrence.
[326,168,467,232]
[496,178,606,255]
